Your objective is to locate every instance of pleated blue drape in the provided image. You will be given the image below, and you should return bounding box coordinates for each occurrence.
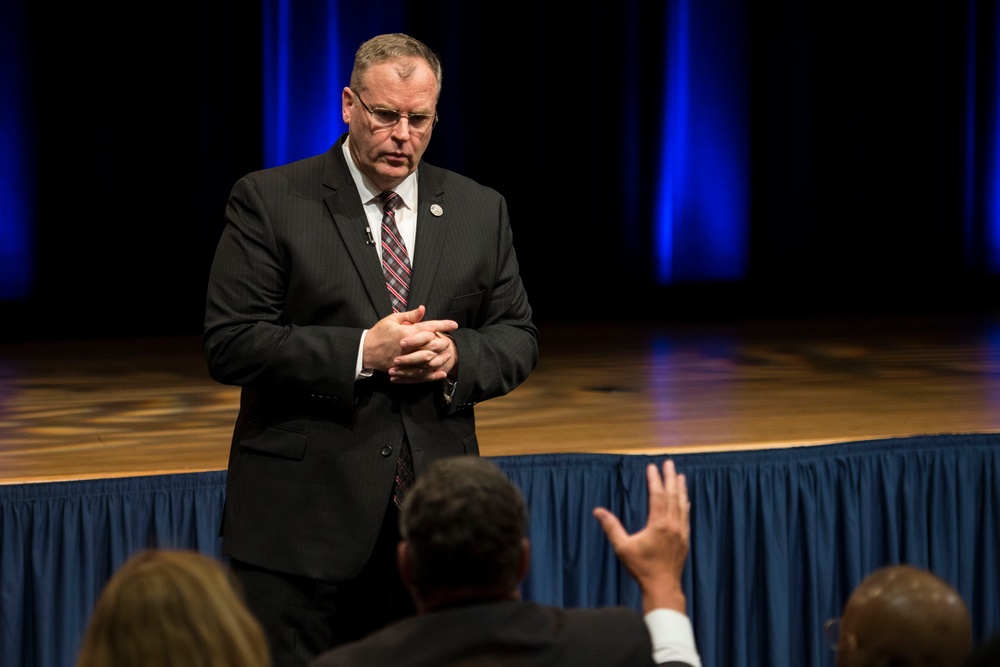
[0,472,227,667]
[3,435,999,667]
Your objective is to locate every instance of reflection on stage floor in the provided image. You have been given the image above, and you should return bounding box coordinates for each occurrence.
[2,312,999,484]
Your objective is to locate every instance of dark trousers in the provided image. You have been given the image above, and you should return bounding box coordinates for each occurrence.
[230,502,416,667]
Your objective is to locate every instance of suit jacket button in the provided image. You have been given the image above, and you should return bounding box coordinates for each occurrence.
[380,446,393,457]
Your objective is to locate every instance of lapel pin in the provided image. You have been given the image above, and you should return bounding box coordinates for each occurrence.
[430,204,443,217]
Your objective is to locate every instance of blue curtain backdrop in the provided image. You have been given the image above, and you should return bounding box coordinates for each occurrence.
[656,0,749,284]
[2,1,1000,336]
[3,433,999,667]
[0,0,33,301]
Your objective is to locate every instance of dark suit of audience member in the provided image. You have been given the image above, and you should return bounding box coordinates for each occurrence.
[963,626,1000,667]
[308,456,702,667]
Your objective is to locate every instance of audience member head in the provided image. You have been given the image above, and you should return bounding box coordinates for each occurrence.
[397,455,530,612]
[76,548,271,667]
[834,563,972,667]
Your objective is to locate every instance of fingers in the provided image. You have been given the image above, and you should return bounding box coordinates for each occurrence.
[396,304,426,324]
[593,458,692,593]
[659,460,688,504]
[389,369,450,384]
[367,306,457,374]
[389,337,455,383]
[386,305,457,331]
[389,354,452,382]
[393,330,454,367]
[662,459,676,496]
[647,460,690,528]
[663,458,690,515]
[662,460,691,544]
[399,328,457,352]
[678,472,690,512]
[593,507,627,547]
[648,461,665,493]
[384,305,457,341]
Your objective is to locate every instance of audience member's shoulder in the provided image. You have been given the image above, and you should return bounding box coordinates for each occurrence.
[561,603,646,625]
[965,628,1000,667]
[554,605,654,651]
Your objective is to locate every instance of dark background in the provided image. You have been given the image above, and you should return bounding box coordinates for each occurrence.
[6,1,998,342]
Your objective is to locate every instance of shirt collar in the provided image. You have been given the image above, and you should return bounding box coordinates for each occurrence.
[342,137,417,212]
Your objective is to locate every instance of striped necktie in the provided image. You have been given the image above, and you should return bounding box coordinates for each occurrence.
[379,191,410,313]
[378,191,415,507]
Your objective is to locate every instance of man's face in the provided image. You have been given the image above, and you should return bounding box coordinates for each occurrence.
[343,59,439,193]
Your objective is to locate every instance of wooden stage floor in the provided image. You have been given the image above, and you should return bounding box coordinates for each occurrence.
[2,312,1000,485]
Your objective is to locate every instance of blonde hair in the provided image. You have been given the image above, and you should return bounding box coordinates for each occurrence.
[76,549,271,667]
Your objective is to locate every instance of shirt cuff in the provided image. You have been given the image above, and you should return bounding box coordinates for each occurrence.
[357,330,373,378]
[644,609,702,667]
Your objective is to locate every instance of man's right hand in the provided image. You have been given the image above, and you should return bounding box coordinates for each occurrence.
[593,459,691,614]
[363,305,458,377]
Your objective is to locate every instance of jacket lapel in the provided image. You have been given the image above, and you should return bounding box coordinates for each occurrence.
[322,138,393,315]
[408,165,448,308]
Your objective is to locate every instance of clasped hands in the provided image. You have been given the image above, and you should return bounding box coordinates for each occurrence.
[364,305,458,383]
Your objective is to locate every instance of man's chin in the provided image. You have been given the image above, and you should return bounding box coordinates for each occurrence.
[377,164,411,184]
[380,156,410,170]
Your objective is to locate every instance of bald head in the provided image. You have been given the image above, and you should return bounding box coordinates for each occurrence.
[836,564,972,667]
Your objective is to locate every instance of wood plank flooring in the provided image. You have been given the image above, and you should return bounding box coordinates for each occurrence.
[2,312,999,484]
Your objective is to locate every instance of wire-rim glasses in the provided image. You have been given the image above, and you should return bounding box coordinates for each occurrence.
[352,89,438,132]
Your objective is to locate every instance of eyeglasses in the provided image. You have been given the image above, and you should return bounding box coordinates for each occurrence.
[823,617,841,650]
[352,90,438,132]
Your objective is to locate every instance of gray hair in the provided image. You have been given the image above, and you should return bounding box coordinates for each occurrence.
[400,456,528,597]
[350,33,442,97]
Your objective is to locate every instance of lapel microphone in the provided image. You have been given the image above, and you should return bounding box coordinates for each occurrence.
[365,226,376,245]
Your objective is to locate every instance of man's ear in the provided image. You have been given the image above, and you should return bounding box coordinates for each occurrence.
[517,537,531,583]
[342,86,354,124]
[397,540,413,588]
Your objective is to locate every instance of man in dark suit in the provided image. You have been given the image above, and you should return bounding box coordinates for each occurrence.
[203,32,537,667]
[309,456,702,667]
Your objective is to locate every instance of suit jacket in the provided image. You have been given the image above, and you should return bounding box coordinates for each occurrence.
[307,600,695,667]
[203,134,538,581]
